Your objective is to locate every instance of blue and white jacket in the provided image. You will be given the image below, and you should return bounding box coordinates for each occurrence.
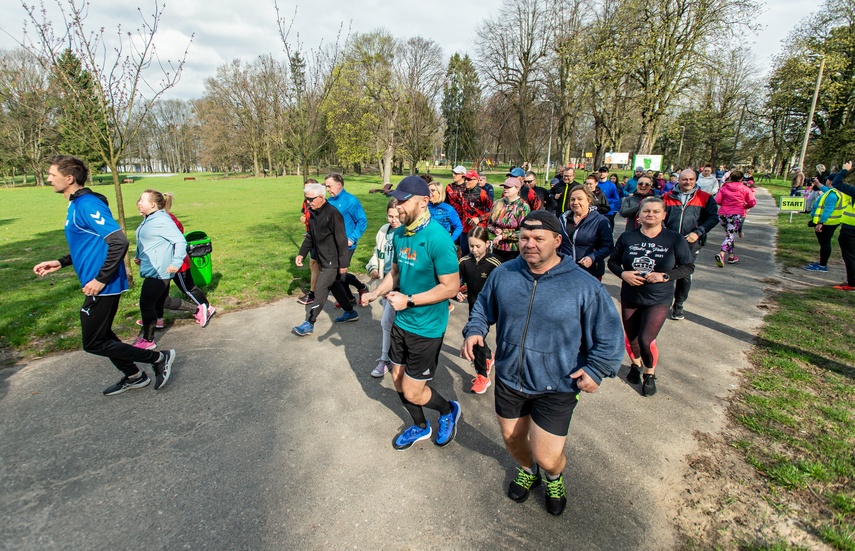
[135,209,187,279]
[328,189,367,250]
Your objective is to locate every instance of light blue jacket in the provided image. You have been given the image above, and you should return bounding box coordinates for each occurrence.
[135,210,187,279]
[328,189,367,250]
[462,255,623,393]
[810,185,840,224]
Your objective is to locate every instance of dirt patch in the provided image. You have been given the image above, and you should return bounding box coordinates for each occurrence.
[675,429,832,550]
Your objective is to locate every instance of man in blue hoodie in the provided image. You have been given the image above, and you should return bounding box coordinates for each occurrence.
[325,172,368,310]
[33,155,175,396]
[596,166,622,229]
[461,210,623,516]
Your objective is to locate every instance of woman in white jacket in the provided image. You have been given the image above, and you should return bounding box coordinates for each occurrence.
[365,199,401,377]
[133,189,187,349]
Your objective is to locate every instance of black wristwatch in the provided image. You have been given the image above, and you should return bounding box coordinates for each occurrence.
[662,273,670,281]
[407,295,415,308]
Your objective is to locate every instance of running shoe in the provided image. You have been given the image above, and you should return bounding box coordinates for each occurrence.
[297,293,315,305]
[727,256,739,264]
[738,230,744,238]
[626,364,641,385]
[334,297,358,309]
[195,304,215,328]
[292,321,314,336]
[508,467,541,502]
[470,374,491,394]
[358,288,368,305]
[544,474,568,516]
[833,284,855,291]
[485,355,494,376]
[642,373,657,396]
[435,400,461,447]
[670,306,684,320]
[136,318,165,329]
[371,360,390,378]
[334,310,359,323]
[393,423,432,451]
[103,372,150,396]
[804,264,828,272]
[152,349,175,390]
[714,254,724,267]
[132,337,156,350]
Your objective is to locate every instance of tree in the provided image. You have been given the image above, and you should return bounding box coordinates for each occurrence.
[396,37,443,174]
[441,53,481,165]
[476,0,551,164]
[0,48,56,185]
[276,3,346,178]
[22,0,192,282]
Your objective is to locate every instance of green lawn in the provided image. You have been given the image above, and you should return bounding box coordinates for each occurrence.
[1,171,462,363]
[730,177,855,548]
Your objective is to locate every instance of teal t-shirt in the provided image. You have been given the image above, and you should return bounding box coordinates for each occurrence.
[393,219,459,338]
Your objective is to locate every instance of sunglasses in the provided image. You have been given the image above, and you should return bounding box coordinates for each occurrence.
[304,196,321,202]
[637,182,652,186]
[523,179,535,184]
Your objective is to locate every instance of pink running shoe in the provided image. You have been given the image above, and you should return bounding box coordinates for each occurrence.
[195,304,216,328]
[136,318,165,329]
[132,337,156,350]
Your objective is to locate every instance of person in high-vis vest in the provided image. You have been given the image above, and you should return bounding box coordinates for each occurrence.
[805,178,848,273]
[831,161,855,290]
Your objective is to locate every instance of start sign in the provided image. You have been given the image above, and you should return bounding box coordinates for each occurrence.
[780,196,805,212]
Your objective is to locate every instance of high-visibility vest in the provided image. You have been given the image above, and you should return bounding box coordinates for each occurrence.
[812,189,848,225]
[842,195,855,227]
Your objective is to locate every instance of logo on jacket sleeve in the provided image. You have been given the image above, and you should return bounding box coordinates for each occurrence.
[90,211,106,225]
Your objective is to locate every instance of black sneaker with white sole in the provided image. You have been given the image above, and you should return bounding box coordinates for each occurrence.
[103,372,150,396]
[152,349,175,390]
[670,305,684,320]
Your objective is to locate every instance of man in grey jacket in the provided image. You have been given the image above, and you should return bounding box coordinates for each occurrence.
[461,210,623,516]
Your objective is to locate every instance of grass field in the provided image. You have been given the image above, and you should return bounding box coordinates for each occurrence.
[0,171,425,363]
[725,177,855,548]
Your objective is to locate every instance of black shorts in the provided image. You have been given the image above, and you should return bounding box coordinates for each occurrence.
[494,378,579,437]
[389,325,444,381]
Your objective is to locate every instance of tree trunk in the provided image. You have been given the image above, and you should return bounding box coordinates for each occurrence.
[109,165,134,287]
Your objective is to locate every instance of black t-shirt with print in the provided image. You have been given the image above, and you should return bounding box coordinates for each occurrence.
[608,227,695,306]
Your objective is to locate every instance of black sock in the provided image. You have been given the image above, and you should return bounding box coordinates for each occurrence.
[423,387,452,416]
[398,392,427,428]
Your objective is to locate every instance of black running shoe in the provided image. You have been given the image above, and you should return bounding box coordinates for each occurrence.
[544,474,567,516]
[103,372,150,396]
[627,365,641,385]
[508,467,541,503]
[670,306,684,320]
[152,349,175,390]
[642,373,657,396]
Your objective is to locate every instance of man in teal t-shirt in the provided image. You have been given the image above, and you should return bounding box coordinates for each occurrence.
[362,176,461,451]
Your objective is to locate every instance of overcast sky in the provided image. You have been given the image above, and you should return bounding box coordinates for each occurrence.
[0,0,818,100]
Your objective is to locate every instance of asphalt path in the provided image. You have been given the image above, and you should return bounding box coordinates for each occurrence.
[1,189,782,550]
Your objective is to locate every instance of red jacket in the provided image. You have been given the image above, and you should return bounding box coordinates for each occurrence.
[168,213,191,273]
[448,184,493,232]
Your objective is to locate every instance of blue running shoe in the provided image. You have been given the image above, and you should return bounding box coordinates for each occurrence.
[393,422,432,451]
[292,321,314,336]
[335,310,359,323]
[435,400,461,447]
[804,263,828,272]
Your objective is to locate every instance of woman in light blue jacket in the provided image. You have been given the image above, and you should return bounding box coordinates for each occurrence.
[133,189,187,349]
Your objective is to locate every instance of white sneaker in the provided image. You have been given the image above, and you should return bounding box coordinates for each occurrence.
[371,360,390,378]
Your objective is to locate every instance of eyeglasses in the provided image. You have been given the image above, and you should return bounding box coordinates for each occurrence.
[523,180,535,184]
[637,182,652,186]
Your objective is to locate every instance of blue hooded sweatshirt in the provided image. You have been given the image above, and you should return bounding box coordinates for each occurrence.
[462,254,623,393]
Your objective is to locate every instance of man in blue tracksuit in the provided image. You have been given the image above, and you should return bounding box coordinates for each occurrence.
[596,166,622,228]
[325,172,368,307]
[462,210,623,516]
[33,155,175,396]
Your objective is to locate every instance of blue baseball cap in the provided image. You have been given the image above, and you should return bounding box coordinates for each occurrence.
[507,167,525,178]
[389,176,430,201]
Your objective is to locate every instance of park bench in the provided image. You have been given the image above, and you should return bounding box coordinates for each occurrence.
[184,177,196,181]
[122,178,133,184]
[758,173,773,182]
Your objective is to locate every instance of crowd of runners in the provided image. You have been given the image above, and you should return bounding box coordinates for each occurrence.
[32,154,855,518]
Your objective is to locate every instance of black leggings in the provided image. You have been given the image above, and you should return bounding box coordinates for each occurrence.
[171,270,209,309]
[80,294,159,376]
[140,278,171,326]
[815,224,838,267]
[621,302,670,368]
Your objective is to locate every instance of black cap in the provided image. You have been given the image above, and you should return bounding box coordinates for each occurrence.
[389,175,430,201]
[520,210,561,234]
[598,166,609,173]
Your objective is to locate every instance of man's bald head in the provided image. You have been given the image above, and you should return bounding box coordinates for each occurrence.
[678,169,697,192]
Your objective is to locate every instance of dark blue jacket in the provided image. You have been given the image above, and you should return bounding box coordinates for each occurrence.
[462,255,623,393]
[557,210,614,278]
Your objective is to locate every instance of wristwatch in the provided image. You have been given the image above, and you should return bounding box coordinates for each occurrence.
[662,273,670,281]
[407,295,415,308]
